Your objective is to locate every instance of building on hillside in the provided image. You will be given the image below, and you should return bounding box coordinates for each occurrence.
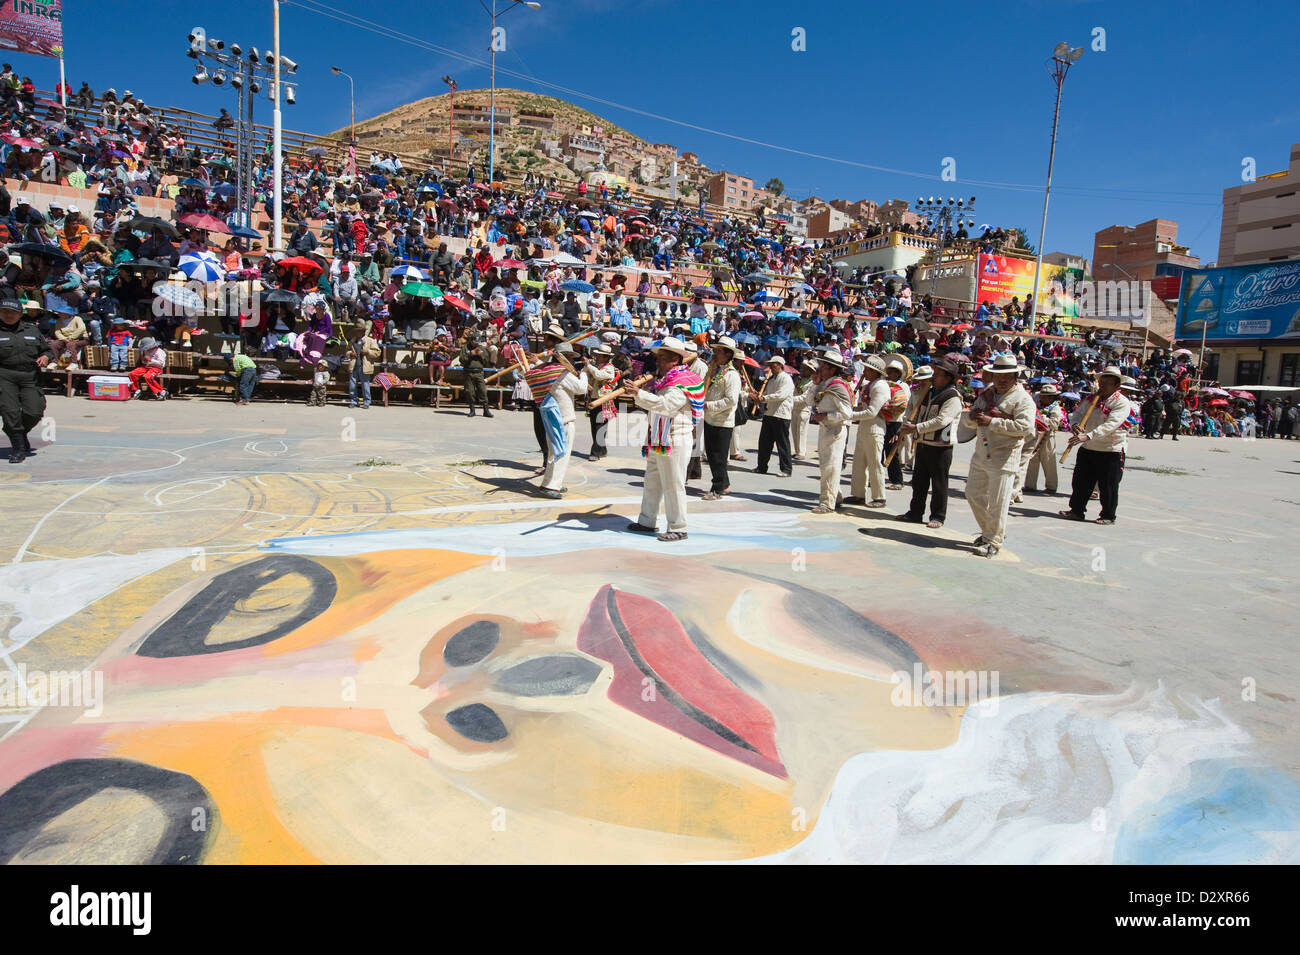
[878,199,922,230]
[1217,142,1300,266]
[830,198,879,222]
[807,205,852,239]
[452,102,512,133]
[706,171,755,210]
[1092,219,1200,283]
[516,110,555,133]
[650,143,677,160]
[1043,251,1090,275]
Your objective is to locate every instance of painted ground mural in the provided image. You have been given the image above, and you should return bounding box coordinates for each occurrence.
[1,416,1298,863]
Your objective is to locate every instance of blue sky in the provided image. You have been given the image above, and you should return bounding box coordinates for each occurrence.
[20,0,1300,263]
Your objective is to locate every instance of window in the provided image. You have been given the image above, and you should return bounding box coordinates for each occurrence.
[1281,354,1300,388]
[1203,354,1220,381]
[1236,359,1262,385]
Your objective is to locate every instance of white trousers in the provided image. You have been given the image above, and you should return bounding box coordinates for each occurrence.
[851,422,886,500]
[791,406,811,457]
[541,421,575,491]
[639,444,691,532]
[817,424,848,507]
[1024,430,1058,492]
[967,462,1017,550]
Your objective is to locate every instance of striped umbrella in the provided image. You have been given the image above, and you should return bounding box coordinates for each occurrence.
[390,264,428,281]
[153,283,205,311]
[178,252,224,283]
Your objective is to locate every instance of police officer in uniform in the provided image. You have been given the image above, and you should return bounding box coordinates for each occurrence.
[459,330,494,418]
[0,294,52,463]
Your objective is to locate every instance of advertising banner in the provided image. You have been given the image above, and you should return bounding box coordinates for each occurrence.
[1176,259,1300,340]
[0,0,63,58]
[977,254,1081,317]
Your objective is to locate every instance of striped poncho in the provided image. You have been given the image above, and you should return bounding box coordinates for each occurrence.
[643,364,705,455]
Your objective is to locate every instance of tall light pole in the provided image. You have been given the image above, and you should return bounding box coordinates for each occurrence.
[272,0,283,251]
[331,66,355,142]
[483,0,540,185]
[1029,41,1084,331]
[442,74,458,176]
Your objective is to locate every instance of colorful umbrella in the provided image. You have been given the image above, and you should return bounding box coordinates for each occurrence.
[278,256,323,276]
[152,283,204,311]
[178,252,225,283]
[561,280,596,293]
[496,258,525,269]
[401,282,443,300]
[179,212,232,234]
[390,264,427,281]
[442,295,471,312]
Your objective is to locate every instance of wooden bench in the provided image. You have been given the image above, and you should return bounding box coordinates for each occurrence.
[43,367,200,398]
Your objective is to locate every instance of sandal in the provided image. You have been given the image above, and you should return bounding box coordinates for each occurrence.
[1058,510,1085,521]
[1094,518,1115,525]
[657,531,688,542]
[701,491,721,501]
[626,522,657,534]
[810,505,835,514]
[865,499,888,508]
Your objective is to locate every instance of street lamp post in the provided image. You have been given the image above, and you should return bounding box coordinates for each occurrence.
[331,66,355,143]
[1029,42,1084,331]
[483,0,540,186]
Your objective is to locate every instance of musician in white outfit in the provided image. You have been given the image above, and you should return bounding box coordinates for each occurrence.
[963,353,1036,557]
[539,343,588,499]
[626,337,698,542]
[846,354,890,507]
[790,358,817,459]
[808,350,854,513]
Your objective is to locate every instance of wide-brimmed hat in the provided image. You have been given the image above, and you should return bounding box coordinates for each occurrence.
[1038,383,1059,396]
[982,353,1025,375]
[1119,375,1139,391]
[541,327,565,342]
[800,358,819,371]
[912,365,934,381]
[592,344,613,357]
[764,354,786,366]
[652,336,689,358]
[932,356,961,379]
[713,335,738,354]
[818,348,846,368]
[683,339,699,354]
[863,354,887,376]
[1099,364,1123,381]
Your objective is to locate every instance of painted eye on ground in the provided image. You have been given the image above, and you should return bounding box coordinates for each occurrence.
[136,556,337,658]
[443,620,500,667]
[445,703,508,743]
[496,655,602,697]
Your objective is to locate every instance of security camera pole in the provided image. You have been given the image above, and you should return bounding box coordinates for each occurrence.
[1029,42,1084,332]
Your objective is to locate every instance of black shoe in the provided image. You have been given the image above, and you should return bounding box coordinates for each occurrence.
[483,410,494,418]
[7,446,23,464]
[468,409,476,416]
[779,471,793,478]
[896,513,923,523]
[19,433,33,456]
[753,469,769,475]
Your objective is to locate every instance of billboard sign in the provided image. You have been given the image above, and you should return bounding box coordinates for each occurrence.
[0,0,62,58]
[977,254,1081,317]
[1175,260,1300,340]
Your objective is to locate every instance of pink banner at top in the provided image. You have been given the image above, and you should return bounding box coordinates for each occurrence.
[0,0,63,58]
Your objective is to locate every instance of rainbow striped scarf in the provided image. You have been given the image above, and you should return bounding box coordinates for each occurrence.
[643,364,705,455]
[524,362,566,393]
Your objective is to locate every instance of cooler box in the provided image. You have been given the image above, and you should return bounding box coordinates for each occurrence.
[87,376,132,401]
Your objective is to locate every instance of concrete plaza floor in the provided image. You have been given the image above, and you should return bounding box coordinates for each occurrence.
[0,393,1297,863]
